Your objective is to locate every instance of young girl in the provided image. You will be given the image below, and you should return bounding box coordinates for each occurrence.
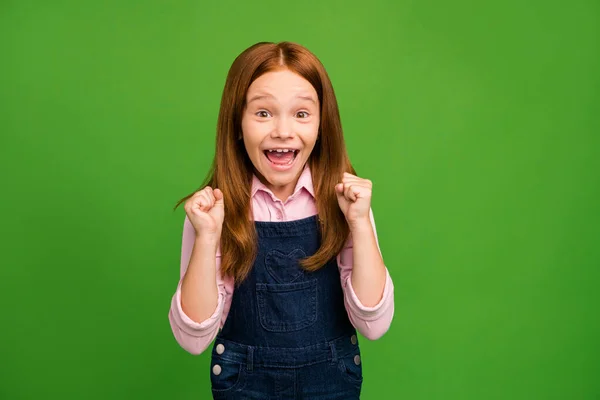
[169,41,394,399]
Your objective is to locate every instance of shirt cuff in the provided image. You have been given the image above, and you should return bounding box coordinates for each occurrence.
[344,267,394,321]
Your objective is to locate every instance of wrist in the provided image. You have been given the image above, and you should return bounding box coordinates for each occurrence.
[348,216,372,233]
[194,234,220,249]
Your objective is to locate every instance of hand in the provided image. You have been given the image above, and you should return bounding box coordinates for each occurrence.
[335,173,372,228]
[184,186,225,241]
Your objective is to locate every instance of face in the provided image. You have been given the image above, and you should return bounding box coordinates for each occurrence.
[241,69,320,200]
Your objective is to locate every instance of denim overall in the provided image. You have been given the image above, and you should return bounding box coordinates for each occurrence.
[210,216,363,399]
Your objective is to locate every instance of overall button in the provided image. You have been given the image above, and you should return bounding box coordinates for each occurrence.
[216,344,225,354]
[350,335,357,345]
[354,355,361,365]
[212,364,222,375]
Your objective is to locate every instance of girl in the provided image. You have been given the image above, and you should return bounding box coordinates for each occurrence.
[169,41,394,399]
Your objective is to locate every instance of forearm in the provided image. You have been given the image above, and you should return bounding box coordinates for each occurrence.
[180,237,220,323]
[349,218,387,307]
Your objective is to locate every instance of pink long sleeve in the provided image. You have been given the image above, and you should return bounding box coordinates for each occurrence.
[167,216,232,355]
[337,209,395,340]
[169,166,394,355]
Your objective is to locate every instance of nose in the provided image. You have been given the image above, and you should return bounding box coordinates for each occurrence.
[272,116,294,139]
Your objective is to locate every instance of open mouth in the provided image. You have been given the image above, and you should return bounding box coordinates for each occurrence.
[263,149,299,166]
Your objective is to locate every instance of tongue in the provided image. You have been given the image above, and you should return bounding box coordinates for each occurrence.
[266,151,294,164]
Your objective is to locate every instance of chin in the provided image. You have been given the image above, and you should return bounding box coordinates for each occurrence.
[261,171,295,187]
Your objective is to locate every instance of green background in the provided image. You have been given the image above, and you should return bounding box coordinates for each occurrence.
[1,0,598,399]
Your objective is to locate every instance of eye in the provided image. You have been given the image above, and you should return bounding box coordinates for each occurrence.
[256,110,271,118]
[296,111,309,119]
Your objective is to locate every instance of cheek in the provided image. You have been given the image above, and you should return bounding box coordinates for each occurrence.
[241,122,265,154]
[299,123,320,149]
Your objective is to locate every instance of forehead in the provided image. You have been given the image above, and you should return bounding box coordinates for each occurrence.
[246,69,317,100]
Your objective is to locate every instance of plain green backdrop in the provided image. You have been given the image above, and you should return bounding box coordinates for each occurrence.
[1,0,599,399]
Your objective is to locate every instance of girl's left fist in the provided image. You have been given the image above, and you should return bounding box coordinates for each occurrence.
[335,172,372,227]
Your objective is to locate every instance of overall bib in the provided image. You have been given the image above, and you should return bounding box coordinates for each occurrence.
[209,216,363,399]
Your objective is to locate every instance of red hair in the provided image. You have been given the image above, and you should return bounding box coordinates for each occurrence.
[175,41,355,284]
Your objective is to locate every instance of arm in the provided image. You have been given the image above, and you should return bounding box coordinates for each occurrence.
[338,209,395,340]
[168,216,229,355]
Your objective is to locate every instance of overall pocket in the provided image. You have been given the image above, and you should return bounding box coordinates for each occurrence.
[210,357,246,395]
[256,279,317,332]
[338,352,364,385]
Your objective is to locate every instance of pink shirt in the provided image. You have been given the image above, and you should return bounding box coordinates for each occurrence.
[168,166,395,355]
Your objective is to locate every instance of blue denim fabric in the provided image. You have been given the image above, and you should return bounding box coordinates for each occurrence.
[210,216,363,399]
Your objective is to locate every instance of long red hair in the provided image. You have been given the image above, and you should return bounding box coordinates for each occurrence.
[175,41,355,284]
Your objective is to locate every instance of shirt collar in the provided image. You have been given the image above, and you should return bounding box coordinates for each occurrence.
[251,164,315,200]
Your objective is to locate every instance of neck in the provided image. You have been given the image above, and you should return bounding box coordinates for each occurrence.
[253,171,299,202]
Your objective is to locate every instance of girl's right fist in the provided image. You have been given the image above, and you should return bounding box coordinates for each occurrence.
[184,187,225,240]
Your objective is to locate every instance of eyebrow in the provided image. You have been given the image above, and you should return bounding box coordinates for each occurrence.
[247,93,317,104]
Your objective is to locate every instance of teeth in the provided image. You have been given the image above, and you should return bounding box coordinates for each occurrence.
[268,149,293,153]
